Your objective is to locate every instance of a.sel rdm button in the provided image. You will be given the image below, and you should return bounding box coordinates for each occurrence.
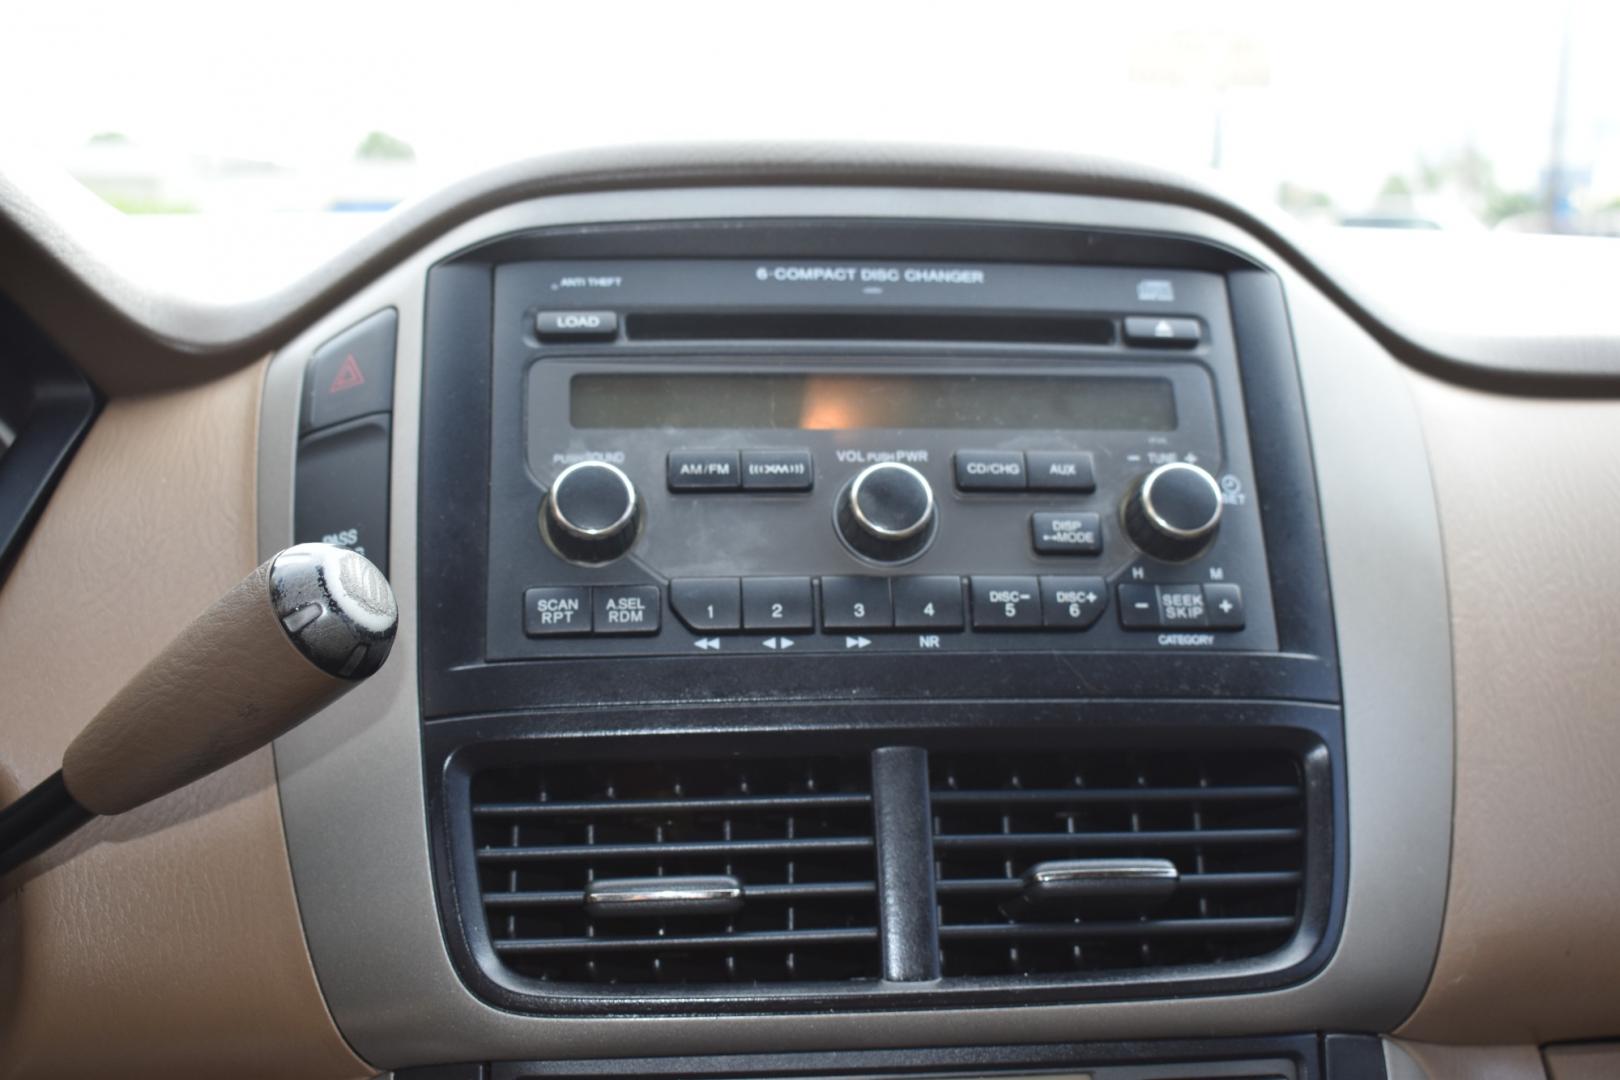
[970,576,1041,629]
[593,585,660,635]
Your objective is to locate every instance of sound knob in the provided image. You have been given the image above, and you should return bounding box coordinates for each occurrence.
[542,461,641,564]
[836,462,937,562]
[1123,461,1223,561]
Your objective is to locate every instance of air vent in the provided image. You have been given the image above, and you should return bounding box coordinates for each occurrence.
[471,756,879,986]
[930,749,1306,978]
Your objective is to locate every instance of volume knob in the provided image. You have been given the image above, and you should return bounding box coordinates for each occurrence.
[1123,462,1223,561]
[542,461,641,564]
[836,462,937,563]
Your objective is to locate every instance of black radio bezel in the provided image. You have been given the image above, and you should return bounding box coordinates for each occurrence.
[419,221,1336,718]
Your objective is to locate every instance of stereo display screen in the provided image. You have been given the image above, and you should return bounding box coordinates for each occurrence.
[570,373,1177,431]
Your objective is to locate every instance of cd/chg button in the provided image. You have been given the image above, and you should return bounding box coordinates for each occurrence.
[954,450,1026,491]
[970,576,1041,629]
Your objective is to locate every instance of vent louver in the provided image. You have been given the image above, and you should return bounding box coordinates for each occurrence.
[471,756,880,986]
[930,749,1306,978]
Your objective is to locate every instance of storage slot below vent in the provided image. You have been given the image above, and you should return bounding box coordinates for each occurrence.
[472,757,878,986]
[930,750,1307,978]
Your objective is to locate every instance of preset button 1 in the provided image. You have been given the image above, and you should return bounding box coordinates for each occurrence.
[670,578,742,632]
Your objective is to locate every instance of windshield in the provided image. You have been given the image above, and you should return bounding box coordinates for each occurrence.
[5,1,1616,240]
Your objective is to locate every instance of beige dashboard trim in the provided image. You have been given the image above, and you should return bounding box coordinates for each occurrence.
[0,362,371,1080]
[1396,373,1620,1044]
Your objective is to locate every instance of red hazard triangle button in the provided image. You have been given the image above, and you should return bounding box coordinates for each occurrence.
[329,353,366,393]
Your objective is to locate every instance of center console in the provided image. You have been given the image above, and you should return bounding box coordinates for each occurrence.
[262,180,1451,1073]
[405,220,1341,1015]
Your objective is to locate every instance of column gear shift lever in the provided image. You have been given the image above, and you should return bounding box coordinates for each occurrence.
[0,542,397,879]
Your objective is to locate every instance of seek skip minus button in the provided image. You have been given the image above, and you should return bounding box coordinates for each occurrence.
[536,310,618,341]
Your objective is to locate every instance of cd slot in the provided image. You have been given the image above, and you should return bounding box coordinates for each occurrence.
[625,310,1116,346]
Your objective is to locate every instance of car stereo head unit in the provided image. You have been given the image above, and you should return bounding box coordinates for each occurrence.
[479,259,1279,661]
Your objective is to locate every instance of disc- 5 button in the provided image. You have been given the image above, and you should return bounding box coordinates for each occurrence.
[969,576,1041,629]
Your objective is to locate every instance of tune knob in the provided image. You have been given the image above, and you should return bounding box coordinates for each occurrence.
[836,462,937,562]
[542,460,641,564]
[1123,461,1223,561]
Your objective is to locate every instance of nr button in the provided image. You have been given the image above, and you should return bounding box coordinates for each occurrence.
[303,309,397,432]
[893,575,965,629]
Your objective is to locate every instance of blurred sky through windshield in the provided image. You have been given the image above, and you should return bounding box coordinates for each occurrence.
[3,0,1616,242]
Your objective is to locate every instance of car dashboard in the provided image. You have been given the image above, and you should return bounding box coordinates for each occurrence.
[1,145,1618,1080]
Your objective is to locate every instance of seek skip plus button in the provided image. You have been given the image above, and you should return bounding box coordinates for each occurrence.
[593,585,661,635]
[524,586,591,637]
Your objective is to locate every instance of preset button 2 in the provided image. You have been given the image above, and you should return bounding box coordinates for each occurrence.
[742,577,815,632]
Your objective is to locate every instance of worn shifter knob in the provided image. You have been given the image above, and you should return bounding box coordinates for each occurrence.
[0,543,397,877]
